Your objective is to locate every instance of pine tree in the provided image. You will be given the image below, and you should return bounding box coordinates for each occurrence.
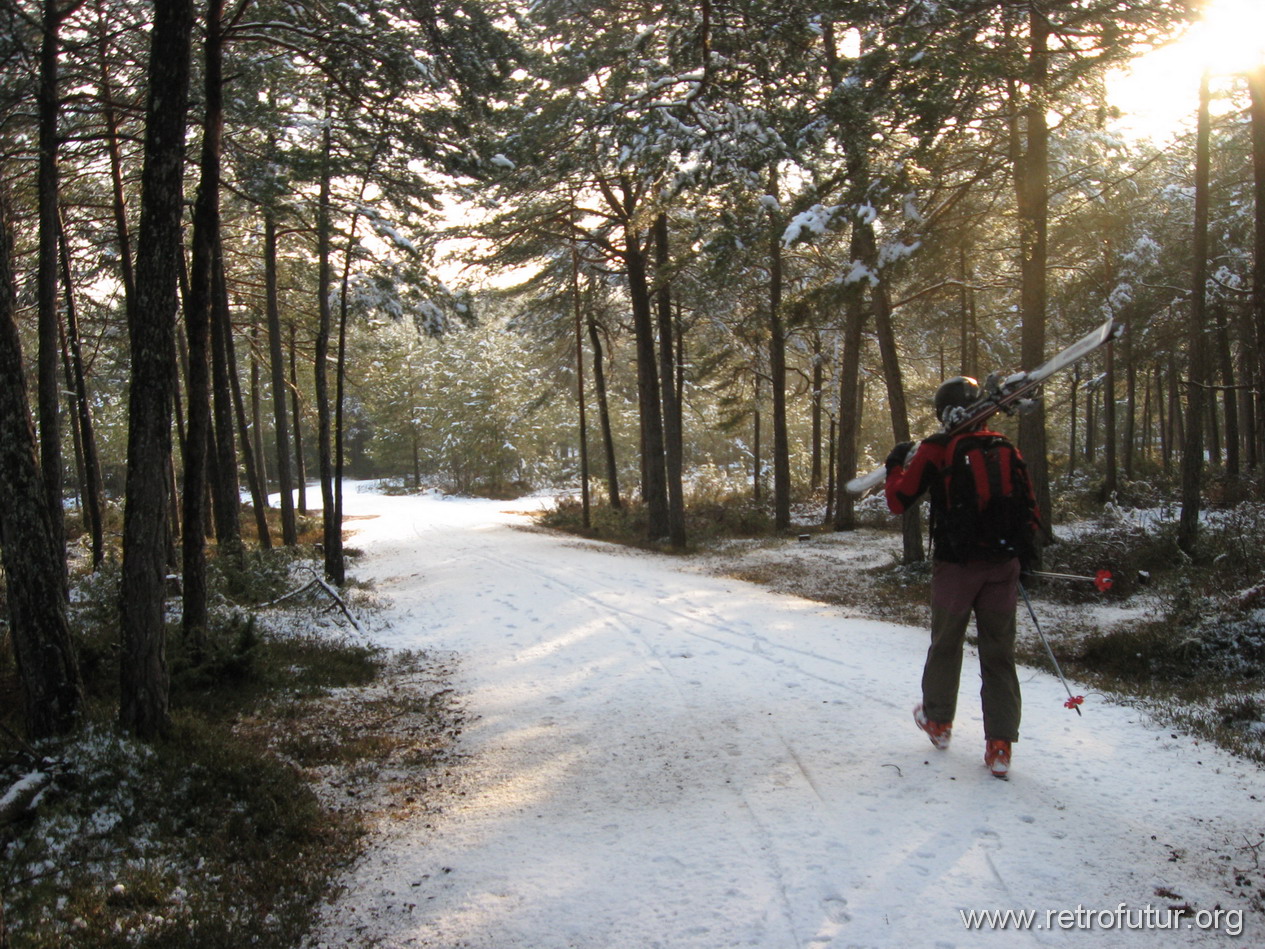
[0,188,82,739]
[119,0,194,740]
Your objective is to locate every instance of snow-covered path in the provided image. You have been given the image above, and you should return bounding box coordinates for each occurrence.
[311,489,1260,948]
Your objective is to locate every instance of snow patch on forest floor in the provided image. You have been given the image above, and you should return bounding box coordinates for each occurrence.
[684,516,1153,658]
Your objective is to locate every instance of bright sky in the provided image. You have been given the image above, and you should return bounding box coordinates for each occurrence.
[1108,0,1265,142]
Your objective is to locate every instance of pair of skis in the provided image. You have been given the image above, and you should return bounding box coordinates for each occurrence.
[845,316,1124,497]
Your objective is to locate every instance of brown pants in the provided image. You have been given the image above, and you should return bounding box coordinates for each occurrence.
[922,558,1021,742]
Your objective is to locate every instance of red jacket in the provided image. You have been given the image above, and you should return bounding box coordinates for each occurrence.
[885,428,1039,563]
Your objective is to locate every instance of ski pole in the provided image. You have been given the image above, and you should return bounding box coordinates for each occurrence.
[1017,581,1084,715]
[1024,568,1114,592]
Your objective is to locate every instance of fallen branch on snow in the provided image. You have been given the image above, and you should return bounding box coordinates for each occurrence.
[261,568,365,634]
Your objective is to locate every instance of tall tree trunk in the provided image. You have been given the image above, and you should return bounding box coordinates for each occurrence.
[654,212,686,546]
[334,209,364,564]
[411,392,421,490]
[765,188,791,532]
[62,324,86,525]
[58,215,104,569]
[1072,364,1082,475]
[290,321,308,514]
[833,275,868,531]
[810,331,824,489]
[570,238,591,528]
[96,0,135,303]
[315,118,343,583]
[1179,71,1212,556]
[1238,304,1258,470]
[1249,67,1265,471]
[1085,378,1096,464]
[1101,245,1119,498]
[1207,374,1222,468]
[219,254,271,549]
[674,303,685,419]
[0,187,82,739]
[1124,323,1136,479]
[1215,314,1239,479]
[824,415,836,523]
[1141,365,1152,463]
[958,243,977,378]
[596,172,666,534]
[752,371,762,502]
[249,323,268,503]
[264,208,297,544]
[209,238,241,552]
[119,0,193,740]
[37,0,66,587]
[181,0,223,651]
[873,282,923,563]
[623,223,669,540]
[330,153,381,534]
[1012,11,1052,553]
[1169,356,1184,460]
[1068,364,1080,475]
[587,310,621,507]
[861,221,923,562]
[1103,337,1118,498]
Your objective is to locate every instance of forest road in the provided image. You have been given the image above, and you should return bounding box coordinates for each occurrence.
[307,487,1261,949]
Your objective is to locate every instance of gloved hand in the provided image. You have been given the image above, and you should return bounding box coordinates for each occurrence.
[885,441,915,472]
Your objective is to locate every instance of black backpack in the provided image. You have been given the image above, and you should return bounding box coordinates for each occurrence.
[936,432,1035,564]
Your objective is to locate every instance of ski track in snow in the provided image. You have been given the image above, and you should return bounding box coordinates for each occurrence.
[308,489,1262,949]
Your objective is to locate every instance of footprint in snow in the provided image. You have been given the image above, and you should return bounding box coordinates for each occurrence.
[822,896,852,923]
[974,828,1002,850]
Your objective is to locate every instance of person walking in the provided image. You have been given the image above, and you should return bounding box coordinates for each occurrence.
[883,376,1040,779]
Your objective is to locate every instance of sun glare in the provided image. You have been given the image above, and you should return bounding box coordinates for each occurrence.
[1107,0,1265,142]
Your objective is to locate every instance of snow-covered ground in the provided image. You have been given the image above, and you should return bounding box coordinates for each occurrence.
[308,487,1261,948]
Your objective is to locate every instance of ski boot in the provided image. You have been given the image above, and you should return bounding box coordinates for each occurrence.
[984,739,1011,779]
[914,705,952,751]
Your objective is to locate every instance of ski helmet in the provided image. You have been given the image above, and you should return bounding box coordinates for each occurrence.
[934,376,981,424]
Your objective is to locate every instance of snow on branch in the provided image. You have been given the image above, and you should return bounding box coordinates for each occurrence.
[0,770,54,828]
[782,204,843,246]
